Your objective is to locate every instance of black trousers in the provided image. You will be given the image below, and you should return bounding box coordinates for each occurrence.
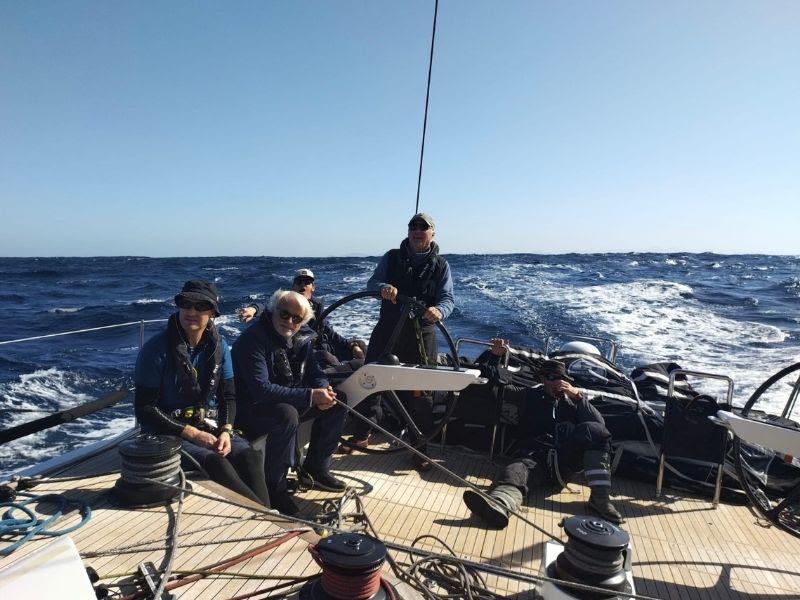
[242,403,346,488]
[498,420,611,496]
[352,318,437,440]
[180,436,271,505]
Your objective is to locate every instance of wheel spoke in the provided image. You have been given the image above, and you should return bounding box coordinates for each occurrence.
[325,290,462,455]
[385,390,424,439]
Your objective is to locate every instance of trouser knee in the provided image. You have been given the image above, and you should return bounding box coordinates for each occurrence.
[272,403,300,429]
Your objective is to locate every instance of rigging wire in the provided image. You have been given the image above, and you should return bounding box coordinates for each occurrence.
[415,0,439,214]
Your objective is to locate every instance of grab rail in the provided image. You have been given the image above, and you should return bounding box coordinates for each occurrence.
[545,331,619,363]
[0,319,169,348]
[667,369,734,406]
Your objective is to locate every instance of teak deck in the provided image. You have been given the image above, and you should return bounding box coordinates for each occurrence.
[2,438,799,599]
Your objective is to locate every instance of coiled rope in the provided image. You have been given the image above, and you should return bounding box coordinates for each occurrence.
[0,491,91,556]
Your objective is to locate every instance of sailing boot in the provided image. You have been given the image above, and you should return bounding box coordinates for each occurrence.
[584,450,624,525]
[463,484,522,529]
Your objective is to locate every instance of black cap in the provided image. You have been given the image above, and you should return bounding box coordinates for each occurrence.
[175,280,220,316]
[538,359,574,383]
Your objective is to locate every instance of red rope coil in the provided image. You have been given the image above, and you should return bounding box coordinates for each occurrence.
[320,567,382,600]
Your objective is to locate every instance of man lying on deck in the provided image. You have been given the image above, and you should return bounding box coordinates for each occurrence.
[134,280,271,506]
[463,339,624,527]
[232,289,348,516]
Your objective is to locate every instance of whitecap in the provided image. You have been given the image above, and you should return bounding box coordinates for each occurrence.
[48,307,81,314]
[530,279,791,410]
[215,314,243,340]
[134,298,167,305]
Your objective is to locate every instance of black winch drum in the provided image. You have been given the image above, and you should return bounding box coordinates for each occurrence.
[548,515,632,598]
[111,434,189,507]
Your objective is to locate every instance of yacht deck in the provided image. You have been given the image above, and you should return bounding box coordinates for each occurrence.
[1,439,799,599]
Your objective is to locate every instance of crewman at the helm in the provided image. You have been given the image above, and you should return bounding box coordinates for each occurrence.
[338,212,455,470]
[463,339,624,527]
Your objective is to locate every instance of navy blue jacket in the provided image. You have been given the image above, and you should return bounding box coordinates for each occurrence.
[232,312,328,413]
[248,297,354,361]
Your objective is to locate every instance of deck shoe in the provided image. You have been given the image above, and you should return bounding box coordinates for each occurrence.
[587,488,625,525]
[300,469,347,492]
[411,452,432,472]
[270,490,299,516]
[463,489,511,529]
[335,436,369,455]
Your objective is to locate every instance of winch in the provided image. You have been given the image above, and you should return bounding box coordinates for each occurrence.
[111,434,188,507]
[541,516,635,599]
[299,533,400,600]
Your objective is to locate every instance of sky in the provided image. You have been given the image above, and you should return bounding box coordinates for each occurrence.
[1,1,799,257]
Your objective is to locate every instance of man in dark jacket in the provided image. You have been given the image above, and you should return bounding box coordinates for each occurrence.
[463,340,624,527]
[342,213,454,468]
[238,268,364,364]
[232,289,347,515]
[135,280,270,506]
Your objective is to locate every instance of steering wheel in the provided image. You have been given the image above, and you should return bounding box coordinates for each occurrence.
[317,290,462,454]
[733,361,800,538]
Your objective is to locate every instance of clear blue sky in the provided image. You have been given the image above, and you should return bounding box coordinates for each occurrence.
[2,1,798,256]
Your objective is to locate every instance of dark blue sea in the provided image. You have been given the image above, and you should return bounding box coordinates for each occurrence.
[1,254,799,476]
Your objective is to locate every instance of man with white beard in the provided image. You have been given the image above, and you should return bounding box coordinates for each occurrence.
[232,289,346,516]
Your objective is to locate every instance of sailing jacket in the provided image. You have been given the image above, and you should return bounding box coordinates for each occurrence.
[232,312,329,413]
[367,239,455,323]
[134,329,235,436]
[248,296,355,361]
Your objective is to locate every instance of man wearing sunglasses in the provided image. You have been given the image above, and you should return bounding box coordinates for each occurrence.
[341,212,454,470]
[462,339,623,527]
[134,280,271,507]
[232,289,347,516]
[238,269,364,365]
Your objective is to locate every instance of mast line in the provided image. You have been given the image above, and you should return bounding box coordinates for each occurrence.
[415,0,439,214]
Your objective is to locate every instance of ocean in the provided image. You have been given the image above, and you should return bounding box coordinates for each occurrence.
[1,253,799,477]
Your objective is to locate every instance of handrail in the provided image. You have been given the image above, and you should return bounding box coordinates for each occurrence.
[668,369,735,405]
[545,331,619,363]
[0,319,168,346]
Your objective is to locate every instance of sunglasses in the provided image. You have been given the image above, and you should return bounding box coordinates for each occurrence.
[177,298,215,312]
[294,277,314,286]
[543,374,565,382]
[278,308,304,325]
[408,221,432,231]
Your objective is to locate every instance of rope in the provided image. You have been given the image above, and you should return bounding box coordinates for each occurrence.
[414,0,439,213]
[332,397,562,543]
[151,469,185,600]
[118,529,305,600]
[126,474,664,600]
[0,319,167,346]
[0,491,92,556]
